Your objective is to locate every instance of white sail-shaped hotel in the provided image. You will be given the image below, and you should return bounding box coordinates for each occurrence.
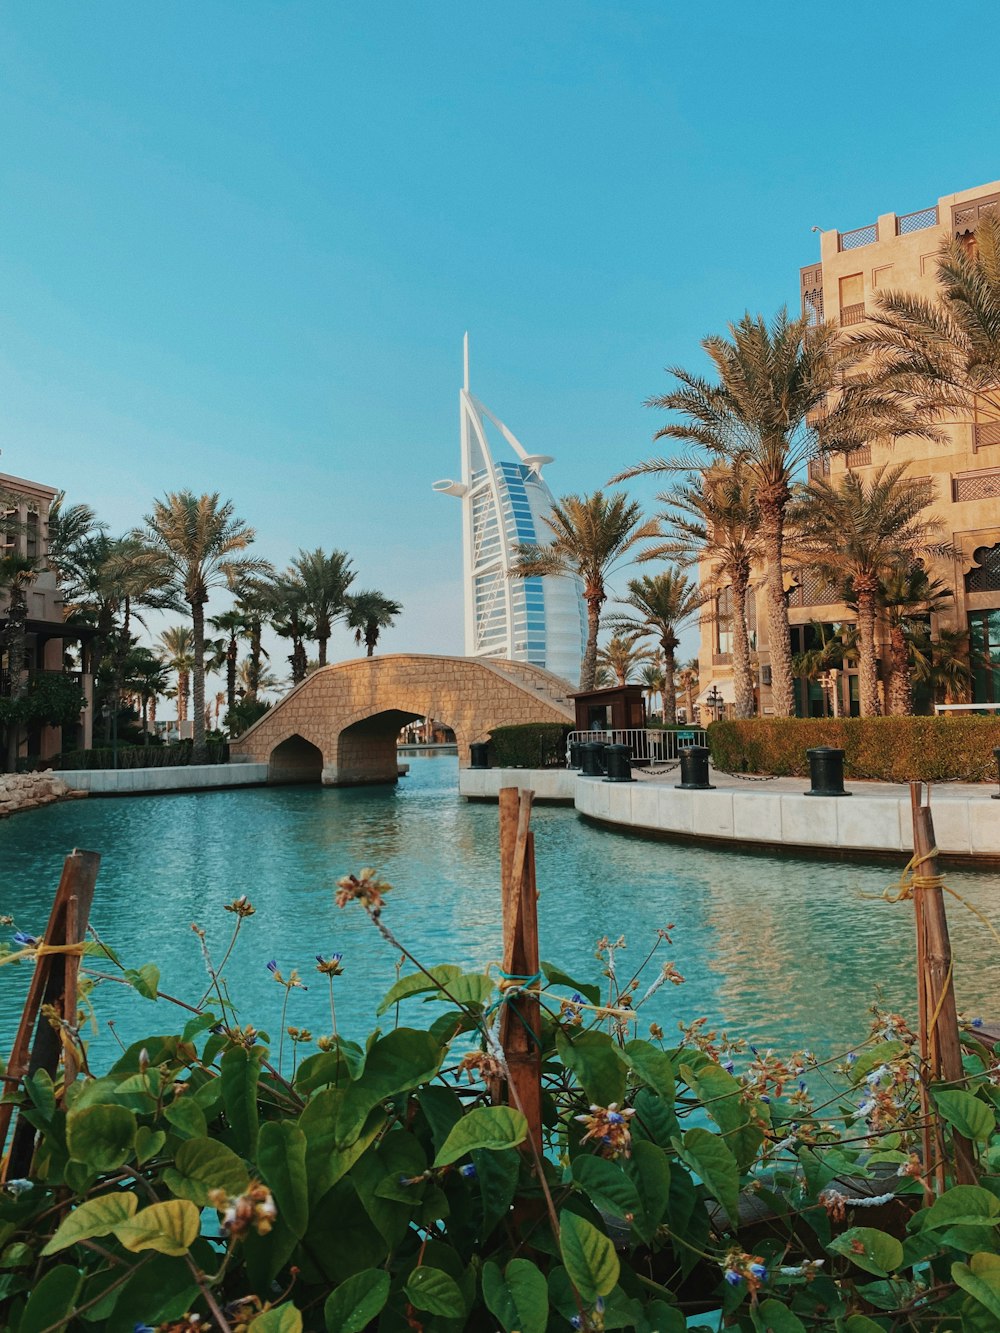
[433,338,586,687]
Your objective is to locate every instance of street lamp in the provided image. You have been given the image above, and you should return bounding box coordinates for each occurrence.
[100,701,119,770]
[706,685,724,722]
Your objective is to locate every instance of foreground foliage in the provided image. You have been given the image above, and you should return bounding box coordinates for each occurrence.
[2,871,999,1331]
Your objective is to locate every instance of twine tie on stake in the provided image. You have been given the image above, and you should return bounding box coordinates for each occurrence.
[868,847,1000,950]
[0,942,88,968]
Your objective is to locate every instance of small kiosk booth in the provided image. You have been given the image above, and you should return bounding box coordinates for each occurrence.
[571,684,646,733]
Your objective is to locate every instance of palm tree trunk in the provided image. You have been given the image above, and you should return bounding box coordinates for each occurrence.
[4,587,29,771]
[661,644,678,724]
[177,669,188,722]
[249,617,262,700]
[318,635,328,667]
[855,585,882,717]
[888,623,913,715]
[226,635,237,714]
[191,600,206,755]
[580,590,603,691]
[365,627,376,657]
[730,568,755,720]
[758,495,795,717]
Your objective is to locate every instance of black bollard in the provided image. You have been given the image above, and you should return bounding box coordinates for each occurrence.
[805,745,851,797]
[469,741,491,770]
[568,740,584,770]
[580,742,607,777]
[675,744,714,791]
[604,743,634,783]
[993,747,1000,800]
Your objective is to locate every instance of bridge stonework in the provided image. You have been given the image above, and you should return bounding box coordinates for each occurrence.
[230,654,575,786]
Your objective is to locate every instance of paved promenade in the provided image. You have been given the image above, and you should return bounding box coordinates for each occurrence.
[459,765,1000,863]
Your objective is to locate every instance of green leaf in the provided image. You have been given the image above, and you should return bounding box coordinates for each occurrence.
[474,1145,520,1237]
[300,1090,386,1205]
[66,1103,137,1171]
[248,1303,303,1332]
[417,1085,464,1155]
[41,1191,139,1255]
[439,972,495,1007]
[559,1211,620,1303]
[115,1199,200,1255]
[556,1029,627,1106]
[124,962,160,1000]
[163,1136,249,1205]
[404,1265,466,1318]
[324,1269,391,1333]
[623,1040,675,1101]
[827,1226,903,1277]
[434,1105,528,1166]
[573,1155,642,1224]
[345,1028,445,1120]
[258,1120,309,1238]
[220,1044,262,1156]
[541,961,601,1005]
[842,1317,890,1333]
[482,1257,548,1333]
[755,1300,807,1332]
[623,1139,671,1242]
[24,1069,56,1124]
[18,1263,83,1333]
[677,1126,740,1225]
[135,1126,166,1165]
[681,1060,762,1172]
[934,1088,996,1142]
[952,1252,1000,1321]
[376,965,462,1014]
[163,1096,208,1140]
[922,1184,1000,1230]
[631,1086,679,1148]
[848,1042,906,1085]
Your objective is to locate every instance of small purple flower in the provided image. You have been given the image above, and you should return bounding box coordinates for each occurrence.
[607,1111,624,1124]
[972,1017,984,1029]
[798,1080,807,1093]
[760,1094,770,1104]
[459,1163,477,1179]
[11,931,38,947]
[594,1297,605,1314]
[724,1269,743,1286]
[571,1318,583,1330]
[847,1052,858,1064]
[749,1262,767,1283]
[266,959,278,973]
[571,992,583,1004]
[723,1059,735,1074]
[134,1325,156,1333]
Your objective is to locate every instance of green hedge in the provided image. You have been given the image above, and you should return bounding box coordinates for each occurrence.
[489,722,570,768]
[40,741,230,771]
[709,716,1000,783]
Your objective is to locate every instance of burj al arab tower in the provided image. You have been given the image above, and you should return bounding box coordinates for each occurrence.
[433,337,586,687]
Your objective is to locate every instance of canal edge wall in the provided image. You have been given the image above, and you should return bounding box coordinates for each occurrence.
[51,762,271,795]
[458,767,1000,864]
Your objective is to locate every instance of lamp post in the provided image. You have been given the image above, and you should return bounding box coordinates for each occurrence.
[100,702,119,770]
[706,685,723,723]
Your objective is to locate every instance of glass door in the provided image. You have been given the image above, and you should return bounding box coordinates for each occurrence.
[968,609,1000,703]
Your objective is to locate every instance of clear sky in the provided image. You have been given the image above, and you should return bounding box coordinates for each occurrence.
[2,2,999,672]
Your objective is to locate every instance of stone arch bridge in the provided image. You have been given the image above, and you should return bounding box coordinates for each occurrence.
[230,654,575,785]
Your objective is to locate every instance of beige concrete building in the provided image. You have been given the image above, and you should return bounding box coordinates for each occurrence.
[697,178,1000,719]
[1,471,93,761]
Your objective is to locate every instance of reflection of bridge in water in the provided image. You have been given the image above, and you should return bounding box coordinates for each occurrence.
[230,654,574,786]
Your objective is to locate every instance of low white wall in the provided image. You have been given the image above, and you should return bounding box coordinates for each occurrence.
[52,763,270,794]
[459,767,1000,860]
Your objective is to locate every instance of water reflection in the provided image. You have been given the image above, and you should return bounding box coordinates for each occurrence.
[1,755,997,1063]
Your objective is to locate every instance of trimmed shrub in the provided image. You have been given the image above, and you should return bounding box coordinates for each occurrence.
[709,715,1000,783]
[489,722,570,768]
[41,741,230,771]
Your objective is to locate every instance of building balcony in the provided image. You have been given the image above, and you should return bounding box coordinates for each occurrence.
[839,302,867,327]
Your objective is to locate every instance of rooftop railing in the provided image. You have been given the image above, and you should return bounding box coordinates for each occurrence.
[839,223,878,251]
[897,205,938,235]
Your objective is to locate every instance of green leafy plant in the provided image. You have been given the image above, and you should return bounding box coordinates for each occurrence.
[2,874,999,1331]
[489,723,571,769]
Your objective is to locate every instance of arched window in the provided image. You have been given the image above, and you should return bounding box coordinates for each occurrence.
[965,544,1000,593]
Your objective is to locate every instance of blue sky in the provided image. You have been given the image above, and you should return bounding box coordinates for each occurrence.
[2,2,999,670]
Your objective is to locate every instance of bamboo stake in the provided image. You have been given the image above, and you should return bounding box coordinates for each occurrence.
[909,784,976,1188]
[910,787,935,1203]
[1,849,100,1180]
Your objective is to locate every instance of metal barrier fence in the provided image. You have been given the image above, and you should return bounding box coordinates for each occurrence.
[565,728,708,766]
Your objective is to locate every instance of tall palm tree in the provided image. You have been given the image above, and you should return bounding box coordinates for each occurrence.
[346,590,402,657]
[878,565,953,716]
[510,490,658,691]
[618,311,901,716]
[787,463,947,716]
[596,631,653,685]
[46,492,104,586]
[122,646,171,744]
[606,570,706,723]
[677,658,699,722]
[0,552,39,770]
[158,626,195,723]
[267,573,314,684]
[288,548,355,666]
[639,657,666,717]
[644,462,762,719]
[209,609,248,717]
[909,627,971,706]
[231,578,272,702]
[853,211,1000,431]
[140,493,266,756]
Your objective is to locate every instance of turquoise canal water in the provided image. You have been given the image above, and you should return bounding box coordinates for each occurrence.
[1,755,998,1062]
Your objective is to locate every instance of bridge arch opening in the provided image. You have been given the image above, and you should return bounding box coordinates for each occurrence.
[268,734,324,784]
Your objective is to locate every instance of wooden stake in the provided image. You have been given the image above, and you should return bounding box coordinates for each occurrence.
[1,849,100,1181]
[494,787,543,1153]
[909,784,976,1188]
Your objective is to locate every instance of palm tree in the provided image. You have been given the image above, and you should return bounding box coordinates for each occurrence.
[791,621,858,716]
[676,658,699,723]
[0,552,39,770]
[158,626,195,724]
[140,493,266,756]
[606,570,706,723]
[266,572,314,684]
[853,211,1000,432]
[909,627,972,706]
[231,579,272,702]
[46,493,104,586]
[509,491,658,691]
[639,657,666,717]
[289,549,355,666]
[122,646,171,744]
[346,591,402,657]
[787,464,947,716]
[209,609,248,717]
[619,311,902,716]
[644,462,762,719]
[878,565,953,716]
[596,631,653,686]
